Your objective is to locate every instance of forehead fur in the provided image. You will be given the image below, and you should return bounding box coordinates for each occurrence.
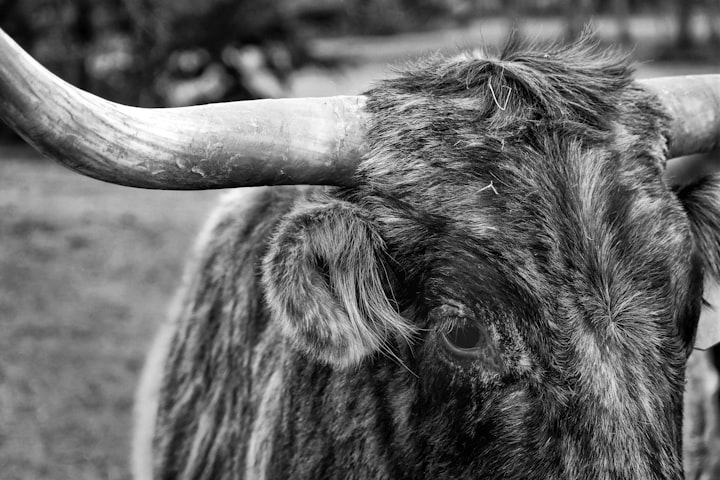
[346,36,691,328]
[357,36,668,201]
[350,36,671,246]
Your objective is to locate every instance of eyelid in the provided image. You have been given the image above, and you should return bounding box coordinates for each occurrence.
[430,302,470,320]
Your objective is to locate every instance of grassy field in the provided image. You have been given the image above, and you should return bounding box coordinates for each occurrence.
[0,148,219,479]
[0,20,718,479]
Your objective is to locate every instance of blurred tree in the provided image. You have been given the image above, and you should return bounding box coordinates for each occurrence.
[678,0,720,49]
[710,0,720,47]
[294,0,472,36]
[676,0,695,49]
[504,0,525,39]
[662,0,720,60]
[0,0,34,49]
[611,0,631,44]
[152,0,315,104]
[564,0,594,40]
[0,0,330,140]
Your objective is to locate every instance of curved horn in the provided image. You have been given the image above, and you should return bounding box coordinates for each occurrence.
[0,29,368,189]
[640,75,720,158]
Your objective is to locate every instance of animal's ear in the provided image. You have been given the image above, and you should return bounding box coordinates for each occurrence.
[677,175,720,349]
[262,196,414,368]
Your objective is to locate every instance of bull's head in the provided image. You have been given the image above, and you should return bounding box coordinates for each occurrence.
[2,29,720,478]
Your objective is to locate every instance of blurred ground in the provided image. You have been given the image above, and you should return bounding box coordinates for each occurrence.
[0,147,218,479]
[0,18,718,480]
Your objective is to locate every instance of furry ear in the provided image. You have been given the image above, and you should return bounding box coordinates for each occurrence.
[262,196,414,368]
[677,175,720,349]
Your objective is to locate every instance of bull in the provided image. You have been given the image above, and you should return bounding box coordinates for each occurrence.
[1,28,720,479]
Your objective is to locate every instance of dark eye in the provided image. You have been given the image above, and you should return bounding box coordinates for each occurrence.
[441,321,486,357]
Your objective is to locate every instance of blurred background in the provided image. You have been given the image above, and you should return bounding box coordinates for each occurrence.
[0,1,718,479]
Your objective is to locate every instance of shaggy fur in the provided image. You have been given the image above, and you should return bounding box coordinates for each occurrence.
[262,199,415,368]
[683,349,720,480]
[136,37,720,480]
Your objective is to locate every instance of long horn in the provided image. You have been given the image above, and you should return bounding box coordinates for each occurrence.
[0,29,368,189]
[640,75,720,158]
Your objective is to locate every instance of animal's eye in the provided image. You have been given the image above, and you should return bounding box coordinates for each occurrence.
[440,320,485,357]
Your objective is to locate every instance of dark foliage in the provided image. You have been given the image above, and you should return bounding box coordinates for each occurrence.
[0,0,318,107]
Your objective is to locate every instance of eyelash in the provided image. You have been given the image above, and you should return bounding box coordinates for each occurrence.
[440,315,468,334]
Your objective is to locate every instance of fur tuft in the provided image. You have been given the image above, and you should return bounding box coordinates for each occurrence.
[262,195,415,368]
[678,174,720,282]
